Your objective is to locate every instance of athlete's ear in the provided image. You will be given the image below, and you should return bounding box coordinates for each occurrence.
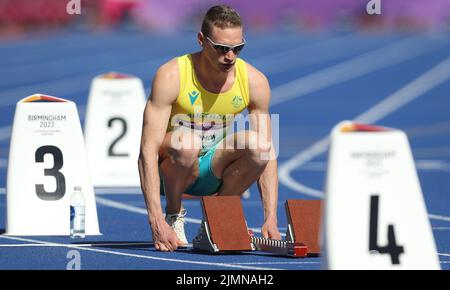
[197,32,204,48]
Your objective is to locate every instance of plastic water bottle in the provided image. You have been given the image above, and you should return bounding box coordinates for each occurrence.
[70,186,85,238]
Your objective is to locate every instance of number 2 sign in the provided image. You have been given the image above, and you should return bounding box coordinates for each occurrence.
[84,73,146,187]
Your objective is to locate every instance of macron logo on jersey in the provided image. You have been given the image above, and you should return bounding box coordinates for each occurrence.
[188,91,200,105]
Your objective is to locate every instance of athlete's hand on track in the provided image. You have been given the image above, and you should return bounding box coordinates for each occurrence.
[151,219,184,251]
[261,218,281,240]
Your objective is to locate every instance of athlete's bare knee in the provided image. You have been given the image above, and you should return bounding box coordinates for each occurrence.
[172,131,202,150]
[167,132,201,165]
[236,131,271,164]
[160,157,198,193]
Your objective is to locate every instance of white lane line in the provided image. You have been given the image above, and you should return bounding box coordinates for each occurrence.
[413,146,450,158]
[355,59,450,124]
[405,121,450,137]
[3,186,449,224]
[279,56,450,199]
[95,187,143,194]
[429,214,450,222]
[288,160,450,172]
[0,58,153,108]
[232,261,320,265]
[0,242,156,248]
[0,126,11,141]
[2,189,450,224]
[0,37,354,144]
[95,196,152,215]
[0,33,285,72]
[0,37,434,111]
[278,138,329,198]
[0,235,279,270]
[270,37,442,107]
[0,38,434,144]
[0,187,143,195]
[415,160,450,171]
[254,34,363,74]
[0,35,329,109]
[95,196,202,225]
[3,191,443,225]
[253,34,350,64]
[0,187,144,195]
[94,196,283,236]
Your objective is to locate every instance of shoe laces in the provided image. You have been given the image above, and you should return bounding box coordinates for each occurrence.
[166,208,186,228]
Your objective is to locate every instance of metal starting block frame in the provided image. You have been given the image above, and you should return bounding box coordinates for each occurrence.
[251,236,308,258]
[192,196,321,258]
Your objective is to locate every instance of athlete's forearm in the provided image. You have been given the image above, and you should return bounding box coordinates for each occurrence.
[257,158,279,222]
[138,150,165,225]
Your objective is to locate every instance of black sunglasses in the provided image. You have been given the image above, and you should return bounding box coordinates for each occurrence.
[206,36,246,54]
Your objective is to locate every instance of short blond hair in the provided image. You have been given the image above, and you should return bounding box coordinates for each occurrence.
[201,5,242,37]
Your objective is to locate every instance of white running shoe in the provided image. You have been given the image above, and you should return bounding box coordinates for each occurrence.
[165,208,188,245]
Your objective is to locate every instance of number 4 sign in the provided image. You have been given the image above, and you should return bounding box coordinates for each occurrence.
[323,121,440,269]
[6,94,101,236]
[84,73,146,187]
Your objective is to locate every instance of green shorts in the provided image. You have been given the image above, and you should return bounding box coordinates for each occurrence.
[160,143,223,196]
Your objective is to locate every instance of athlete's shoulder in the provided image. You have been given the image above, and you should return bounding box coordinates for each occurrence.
[244,61,270,94]
[241,60,270,110]
[151,57,180,104]
[155,57,179,81]
[243,60,269,89]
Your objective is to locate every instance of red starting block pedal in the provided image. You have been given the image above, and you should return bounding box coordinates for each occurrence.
[193,196,253,252]
[193,196,321,258]
[285,199,322,256]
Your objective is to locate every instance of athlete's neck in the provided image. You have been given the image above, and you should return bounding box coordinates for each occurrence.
[193,52,235,94]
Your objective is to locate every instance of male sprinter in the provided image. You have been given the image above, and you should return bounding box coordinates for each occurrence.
[138,5,280,252]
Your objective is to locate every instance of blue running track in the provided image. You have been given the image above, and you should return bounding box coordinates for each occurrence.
[0,30,449,270]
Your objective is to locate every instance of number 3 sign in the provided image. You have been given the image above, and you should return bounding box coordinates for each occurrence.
[6,94,101,236]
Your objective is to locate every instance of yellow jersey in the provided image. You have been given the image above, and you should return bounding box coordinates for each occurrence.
[168,54,250,155]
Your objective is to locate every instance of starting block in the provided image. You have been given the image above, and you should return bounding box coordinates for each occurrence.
[285,199,322,255]
[193,196,321,258]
